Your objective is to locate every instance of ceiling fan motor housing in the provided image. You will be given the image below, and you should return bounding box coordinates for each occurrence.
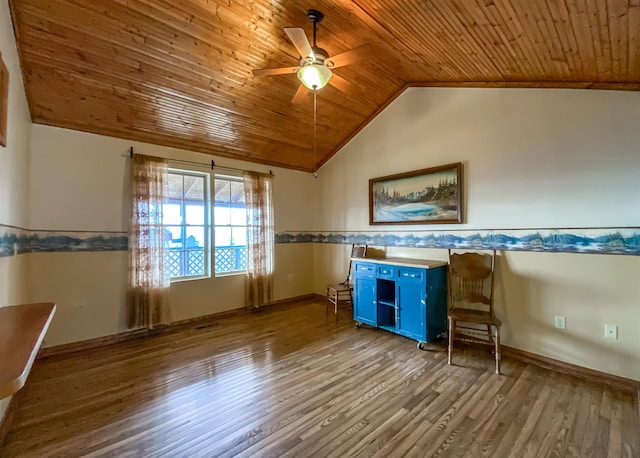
[300,46,329,66]
[307,9,324,24]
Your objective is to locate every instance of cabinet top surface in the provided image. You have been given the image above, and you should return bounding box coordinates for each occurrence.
[351,257,447,269]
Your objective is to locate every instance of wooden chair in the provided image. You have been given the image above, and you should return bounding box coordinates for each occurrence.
[447,249,502,374]
[326,244,367,323]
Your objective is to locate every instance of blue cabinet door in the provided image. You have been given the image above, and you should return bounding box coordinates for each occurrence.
[397,268,426,341]
[424,266,448,342]
[354,276,377,326]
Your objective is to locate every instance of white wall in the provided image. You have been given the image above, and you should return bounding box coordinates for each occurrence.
[319,88,640,231]
[0,0,33,422]
[0,0,31,305]
[28,125,316,345]
[316,87,640,381]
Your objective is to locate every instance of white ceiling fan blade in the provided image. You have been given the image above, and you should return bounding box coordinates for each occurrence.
[291,84,309,104]
[284,27,314,59]
[328,73,360,95]
[325,44,373,69]
[252,66,300,77]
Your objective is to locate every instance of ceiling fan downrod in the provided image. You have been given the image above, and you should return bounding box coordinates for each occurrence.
[308,9,324,47]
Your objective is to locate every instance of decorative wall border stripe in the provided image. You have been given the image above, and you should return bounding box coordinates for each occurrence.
[275,228,640,255]
[0,225,127,258]
[2,225,639,257]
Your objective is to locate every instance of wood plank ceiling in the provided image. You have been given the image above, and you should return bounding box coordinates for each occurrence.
[9,0,640,172]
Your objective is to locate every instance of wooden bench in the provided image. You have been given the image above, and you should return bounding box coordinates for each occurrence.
[0,302,56,399]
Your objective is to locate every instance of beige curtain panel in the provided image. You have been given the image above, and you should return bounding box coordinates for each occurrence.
[128,154,171,329]
[243,171,275,309]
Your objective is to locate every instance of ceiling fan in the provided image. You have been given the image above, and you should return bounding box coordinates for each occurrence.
[252,9,371,103]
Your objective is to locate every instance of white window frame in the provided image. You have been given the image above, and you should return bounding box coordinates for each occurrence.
[213,174,248,277]
[164,169,211,282]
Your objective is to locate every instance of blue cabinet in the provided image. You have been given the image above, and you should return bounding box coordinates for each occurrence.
[352,258,447,348]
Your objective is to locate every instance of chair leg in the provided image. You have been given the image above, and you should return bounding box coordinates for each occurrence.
[447,317,455,365]
[334,290,339,324]
[326,287,330,319]
[495,325,501,375]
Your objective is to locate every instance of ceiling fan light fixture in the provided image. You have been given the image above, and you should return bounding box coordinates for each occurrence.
[297,63,332,90]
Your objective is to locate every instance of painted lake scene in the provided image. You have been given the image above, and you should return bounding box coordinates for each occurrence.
[370,163,462,225]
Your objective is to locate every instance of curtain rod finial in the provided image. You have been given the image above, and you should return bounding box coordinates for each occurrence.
[129,147,134,158]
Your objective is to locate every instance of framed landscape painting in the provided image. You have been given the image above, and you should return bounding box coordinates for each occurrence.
[0,52,7,147]
[369,162,462,225]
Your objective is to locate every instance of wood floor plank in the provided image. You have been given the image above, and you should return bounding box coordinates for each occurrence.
[1,300,638,457]
[459,363,534,456]
[406,371,493,456]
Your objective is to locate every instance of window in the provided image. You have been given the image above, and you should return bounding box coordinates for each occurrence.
[214,175,247,275]
[163,170,209,280]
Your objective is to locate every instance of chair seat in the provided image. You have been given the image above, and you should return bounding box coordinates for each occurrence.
[449,308,502,327]
[326,282,354,324]
[327,282,352,293]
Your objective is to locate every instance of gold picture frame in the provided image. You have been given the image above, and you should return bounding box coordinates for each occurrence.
[0,52,8,147]
[369,162,463,225]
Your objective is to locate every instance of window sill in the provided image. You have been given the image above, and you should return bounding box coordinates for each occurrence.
[170,274,211,283]
[214,270,246,278]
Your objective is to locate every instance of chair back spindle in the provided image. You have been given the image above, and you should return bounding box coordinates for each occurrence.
[345,244,367,284]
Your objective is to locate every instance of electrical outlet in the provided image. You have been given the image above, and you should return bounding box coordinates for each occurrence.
[604,324,618,340]
[554,315,566,329]
[71,304,86,316]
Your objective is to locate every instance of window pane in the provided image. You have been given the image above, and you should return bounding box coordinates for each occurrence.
[212,177,247,275]
[231,227,247,247]
[168,174,184,199]
[163,203,182,225]
[187,250,205,276]
[230,181,245,204]
[186,226,205,248]
[163,171,210,280]
[165,226,183,249]
[184,175,204,200]
[214,179,230,203]
[165,250,182,278]
[186,204,204,225]
[230,206,246,225]
[214,246,246,273]
[214,226,231,247]
[214,205,231,226]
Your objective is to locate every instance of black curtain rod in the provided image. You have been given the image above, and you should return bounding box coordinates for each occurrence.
[128,147,274,176]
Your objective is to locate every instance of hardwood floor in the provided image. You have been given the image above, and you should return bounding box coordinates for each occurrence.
[2,299,638,457]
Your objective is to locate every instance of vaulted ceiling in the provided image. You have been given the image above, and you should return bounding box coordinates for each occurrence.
[9,0,640,172]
